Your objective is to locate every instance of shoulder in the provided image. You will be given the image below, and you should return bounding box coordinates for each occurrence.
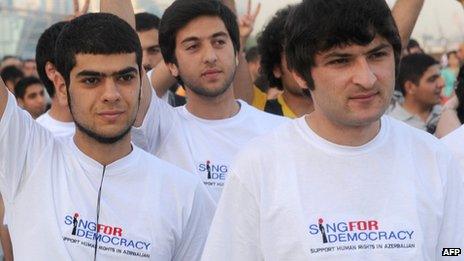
[386,116,452,158]
[135,146,202,188]
[441,125,464,157]
[240,100,291,126]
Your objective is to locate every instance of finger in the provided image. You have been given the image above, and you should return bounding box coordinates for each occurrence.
[81,0,90,14]
[247,0,252,15]
[253,3,261,19]
[73,0,80,14]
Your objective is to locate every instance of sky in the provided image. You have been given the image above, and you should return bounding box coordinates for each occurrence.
[7,0,464,51]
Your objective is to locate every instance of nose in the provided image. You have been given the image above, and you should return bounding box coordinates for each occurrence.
[202,43,218,64]
[352,58,377,89]
[101,79,121,103]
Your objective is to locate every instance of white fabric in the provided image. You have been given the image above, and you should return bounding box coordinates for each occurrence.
[203,116,464,261]
[442,125,464,170]
[132,90,289,202]
[36,111,75,137]
[0,93,215,260]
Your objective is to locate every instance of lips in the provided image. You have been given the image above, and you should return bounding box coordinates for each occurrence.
[201,69,222,77]
[350,92,379,100]
[98,110,125,122]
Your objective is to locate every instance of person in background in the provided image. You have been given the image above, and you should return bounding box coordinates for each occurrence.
[404,38,424,55]
[14,76,47,119]
[253,5,313,118]
[22,59,38,77]
[436,63,464,137]
[135,12,186,106]
[388,53,444,134]
[0,56,22,71]
[245,46,261,83]
[440,51,459,103]
[35,21,76,137]
[0,65,24,93]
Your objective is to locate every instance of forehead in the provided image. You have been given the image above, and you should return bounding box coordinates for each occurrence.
[137,29,159,42]
[318,35,392,58]
[25,84,44,93]
[422,64,440,77]
[72,53,138,74]
[176,16,228,43]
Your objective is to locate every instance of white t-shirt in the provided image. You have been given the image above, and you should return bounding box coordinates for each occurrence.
[132,90,289,202]
[441,125,464,169]
[36,111,75,137]
[202,116,464,261]
[0,93,215,260]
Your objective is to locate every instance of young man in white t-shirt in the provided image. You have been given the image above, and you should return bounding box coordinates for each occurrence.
[202,0,464,260]
[132,0,289,202]
[0,13,214,260]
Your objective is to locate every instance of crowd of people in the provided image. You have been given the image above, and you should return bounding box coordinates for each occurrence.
[0,0,463,260]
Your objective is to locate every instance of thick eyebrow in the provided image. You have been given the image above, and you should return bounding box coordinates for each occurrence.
[365,43,391,55]
[76,67,138,78]
[322,43,391,60]
[180,31,229,45]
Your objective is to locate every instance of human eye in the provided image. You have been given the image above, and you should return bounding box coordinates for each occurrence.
[147,47,160,55]
[213,38,227,48]
[117,73,136,83]
[327,58,349,66]
[81,77,100,86]
[369,51,388,60]
[185,43,198,51]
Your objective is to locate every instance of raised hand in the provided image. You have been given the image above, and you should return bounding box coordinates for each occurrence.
[66,0,90,20]
[239,0,261,45]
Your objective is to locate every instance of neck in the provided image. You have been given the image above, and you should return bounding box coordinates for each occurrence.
[306,112,381,146]
[185,87,240,120]
[282,91,314,117]
[73,131,133,166]
[48,97,73,122]
[402,98,432,122]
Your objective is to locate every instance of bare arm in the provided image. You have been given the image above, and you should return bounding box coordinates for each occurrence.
[149,62,177,98]
[100,0,135,28]
[391,0,425,49]
[224,0,261,104]
[100,0,150,126]
[0,78,8,120]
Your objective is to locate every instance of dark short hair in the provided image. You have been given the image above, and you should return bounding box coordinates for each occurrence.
[285,0,402,90]
[36,21,68,98]
[447,50,458,59]
[14,76,43,99]
[159,0,240,65]
[1,65,24,83]
[1,55,21,63]
[135,12,161,32]
[257,5,293,90]
[245,46,260,63]
[396,53,439,96]
[55,13,142,86]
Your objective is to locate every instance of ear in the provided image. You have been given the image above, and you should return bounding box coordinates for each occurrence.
[167,62,179,77]
[291,71,309,90]
[404,81,417,96]
[54,71,69,106]
[45,61,56,82]
[273,65,282,79]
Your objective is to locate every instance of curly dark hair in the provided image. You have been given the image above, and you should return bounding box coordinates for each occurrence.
[257,5,293,90]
